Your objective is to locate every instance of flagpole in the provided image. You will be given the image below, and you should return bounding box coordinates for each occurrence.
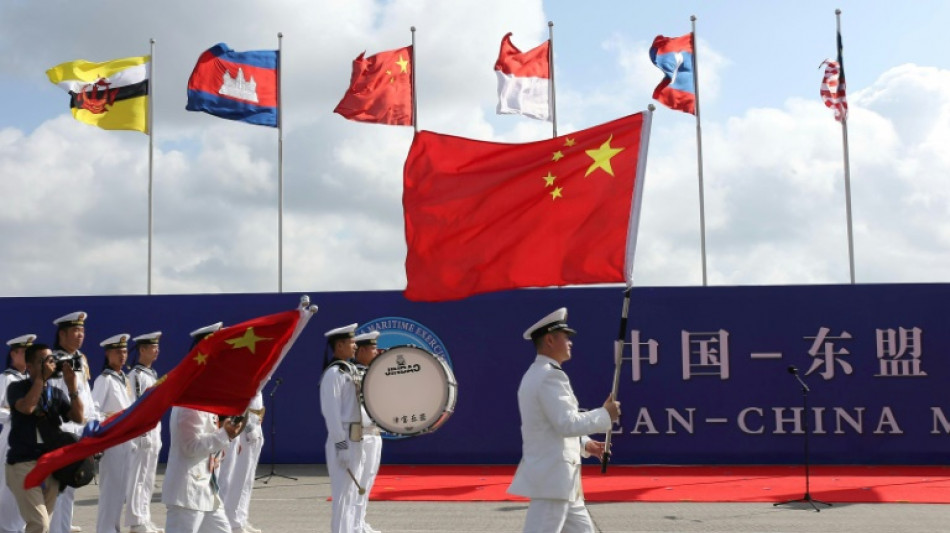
[278,32,284,293]
[691,15,708,286]
[601,286,632,473]
[836,9,855,284]
[548,21,557,138]
[411,26,418,133]
[147,38,155,295]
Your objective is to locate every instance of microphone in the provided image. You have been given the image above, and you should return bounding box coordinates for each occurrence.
[786,365,809,392]
[276,377,283,385]
[787,365,798,375]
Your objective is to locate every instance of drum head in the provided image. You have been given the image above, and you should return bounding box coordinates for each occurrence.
[362,345,456,435]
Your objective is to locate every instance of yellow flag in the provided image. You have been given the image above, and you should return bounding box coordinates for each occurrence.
[46,55,150,133]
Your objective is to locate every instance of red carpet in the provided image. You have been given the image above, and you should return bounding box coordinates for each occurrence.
[371,465,950,503]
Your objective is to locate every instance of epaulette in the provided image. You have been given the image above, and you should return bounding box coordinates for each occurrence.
[326,359,357,376]
[548,363,565,373]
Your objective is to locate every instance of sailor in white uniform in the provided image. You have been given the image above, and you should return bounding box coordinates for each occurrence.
[0,334,34,533]
[48,311,100,533]
[161,323,244,533]
[319,323,362,533]
[218,388,265,533]
[91,334,136,533]
[507,308,621,533]
[124,332,164,533]
[352,331,382,533]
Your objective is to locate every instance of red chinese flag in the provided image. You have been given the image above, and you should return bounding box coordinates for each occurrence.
[24,304,315,489]
[403,111,652,302]
[334,45,413,126]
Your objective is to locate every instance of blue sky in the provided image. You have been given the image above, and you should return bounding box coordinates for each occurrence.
[0,0,948,296]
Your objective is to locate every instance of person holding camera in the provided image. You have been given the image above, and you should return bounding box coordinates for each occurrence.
[1,333,35,533]
[47,312,99,533]
[5,343,84,533]
[91,334,136,533]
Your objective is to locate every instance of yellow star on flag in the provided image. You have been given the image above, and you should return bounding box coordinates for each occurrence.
[194,353,208,365]
[396,55,409,73]
[552,150,564,162]
[584,134,625,177]
[564,138,576,147]
[225,327,272,355]
[542,172,557,187]
[550,186,563,200]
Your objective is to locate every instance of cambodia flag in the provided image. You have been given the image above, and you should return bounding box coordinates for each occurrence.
[187,43,278,127]
[649,34,696,115]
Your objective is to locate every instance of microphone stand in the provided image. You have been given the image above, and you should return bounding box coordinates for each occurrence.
[774,368,830,512]
[256,377,297,483]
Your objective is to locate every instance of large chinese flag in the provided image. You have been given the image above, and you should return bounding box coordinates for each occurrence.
[403,111,653,302]
[25,302,316,488]
[334,45,413,126]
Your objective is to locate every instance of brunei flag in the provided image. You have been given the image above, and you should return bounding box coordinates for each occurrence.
[46,55,150,133]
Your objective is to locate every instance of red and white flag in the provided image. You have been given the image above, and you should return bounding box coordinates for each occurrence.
[820,30,848,121]
[494,33,550,121]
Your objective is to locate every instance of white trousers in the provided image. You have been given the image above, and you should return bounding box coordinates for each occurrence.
[49,486,74,533]
[125,433,161,528]
[355,434,381,532]
[164,504,230,533]
[325,440,363,533]
[96,441,133,533]
[0,427,26,533]
[523,498,595,533]
[218,427,263,529]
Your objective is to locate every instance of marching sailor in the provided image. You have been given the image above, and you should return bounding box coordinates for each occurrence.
[0,334,34,533]
[319,323,362,533]
[91,334,136,533]
[507,308,620,533]
[124,332,164,533]
[218,387,265,533]
[352,331,382,533]
[49,312,99,533]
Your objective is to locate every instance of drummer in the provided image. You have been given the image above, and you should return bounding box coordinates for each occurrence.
[319,323,362,533]
[352,331,382,533]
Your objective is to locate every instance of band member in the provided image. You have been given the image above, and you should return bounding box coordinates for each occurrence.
[217,389,264,533]
[507,308,620,533]
[352,331,382,533]
[319,323,362,533]
[161,324,244,533]
[48,312,99,533]
[91,334,135,533]
[1,334,34,533]
[5,343,84,533]
[124,332,164,533]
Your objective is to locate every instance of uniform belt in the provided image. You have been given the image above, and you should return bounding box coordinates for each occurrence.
[362,426,380,436]
[248,407,266,418]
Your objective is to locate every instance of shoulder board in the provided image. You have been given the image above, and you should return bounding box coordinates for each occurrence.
[327,359,357,375]
[547,363,565,373]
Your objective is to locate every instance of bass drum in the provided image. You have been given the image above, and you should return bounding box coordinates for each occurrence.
[361,345,457,436]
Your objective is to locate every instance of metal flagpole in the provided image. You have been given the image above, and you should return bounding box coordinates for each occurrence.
[601,287,632,473]
[691,15,708,286]
[147,38,155,295]
[278,32,284,293]
[836,9,856,284]
[411,26,418,133]
[548,21,557,138]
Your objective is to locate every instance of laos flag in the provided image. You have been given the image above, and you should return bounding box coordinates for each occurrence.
[649,34,695,115]
[186,43,278,127]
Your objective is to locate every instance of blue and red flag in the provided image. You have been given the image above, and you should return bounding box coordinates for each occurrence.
[186,43,278,127]
[649,34,696,115]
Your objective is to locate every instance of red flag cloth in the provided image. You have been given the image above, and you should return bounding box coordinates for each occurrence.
[494,33,551,120]
[403,111,653,302]
[24,304,315,489]
[334,45,413,126]
[820,30,848,122]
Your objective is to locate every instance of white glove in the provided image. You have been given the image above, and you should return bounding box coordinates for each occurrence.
[335,444,350,470]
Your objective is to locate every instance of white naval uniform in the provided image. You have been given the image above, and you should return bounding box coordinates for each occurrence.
[0,368,28,533]
[49,351,100,533]
[161,407,231,533]
[354,363,381,533]
[124,364,162,530]
[319,360,363,533]
[91,369,135,533]
[218,391,264,530]
[507,355,612,533]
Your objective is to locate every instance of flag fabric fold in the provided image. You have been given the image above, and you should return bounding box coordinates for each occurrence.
[403,111,653,302]
[649,34,696,115]
[494,32,551,121]
[46,55,150,133]
[820,30,848,122]
[186,43,279,127]
[24,303,315,489]
[334,45,413,126]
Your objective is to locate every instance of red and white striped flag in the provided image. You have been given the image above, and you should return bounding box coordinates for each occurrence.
[494,33,550,121]
[820,31,848,121]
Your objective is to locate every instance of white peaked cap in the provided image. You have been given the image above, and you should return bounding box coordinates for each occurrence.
[6,334,37,347]
[523,307,577,340]
[190,322,223,339]
[324,323,358,338]
[100,333,131,349]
